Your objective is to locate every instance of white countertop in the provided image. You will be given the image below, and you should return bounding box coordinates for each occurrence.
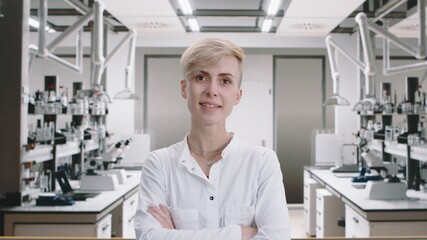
[0,171,141,214]
[309,169,427,220]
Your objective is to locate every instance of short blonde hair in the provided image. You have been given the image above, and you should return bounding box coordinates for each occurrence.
[180,38,245,86]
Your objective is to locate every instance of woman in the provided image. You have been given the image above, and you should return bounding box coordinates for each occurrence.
[134,38,291,240]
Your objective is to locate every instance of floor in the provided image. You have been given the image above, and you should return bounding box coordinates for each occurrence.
[288,204,311,239]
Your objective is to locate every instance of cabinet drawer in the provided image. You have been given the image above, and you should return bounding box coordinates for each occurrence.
[303,178,322,237]
[14,213,112,238]
[97,214,112,238]
[316,189,344,238]
[345,205,370,238]
[345,205,427,237]
[122,192,138,238]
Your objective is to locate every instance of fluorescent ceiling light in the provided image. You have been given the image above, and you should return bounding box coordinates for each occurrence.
[29,18,56,33]
[178,0,193,15]
[267,0,281,16]
[262,19,273,32]
[188,17,199,32]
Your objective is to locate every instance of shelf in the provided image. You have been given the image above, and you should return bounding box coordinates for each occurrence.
[56,142,80,158]
[21,140,99,163]
[368,140,382,152]
[384,142,407,157]
[410,146,427,162]
[22,145,53,163]
[84,140,99,152]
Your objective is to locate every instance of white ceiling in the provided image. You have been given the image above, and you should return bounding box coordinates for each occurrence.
[389,6,427,38]
[102,0,367,36]
[103,0,186,35]
[30,0,424,48]
[276,0,366,36]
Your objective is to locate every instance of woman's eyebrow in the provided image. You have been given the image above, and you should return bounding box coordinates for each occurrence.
[197,71,236,79]
[218,73,236,79]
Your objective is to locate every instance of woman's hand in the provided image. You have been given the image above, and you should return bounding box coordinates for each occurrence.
[147,204,176,229]
[241,226,257,240]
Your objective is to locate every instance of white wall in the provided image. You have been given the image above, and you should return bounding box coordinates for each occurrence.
[105,34,135,135]
[330,34,360,138]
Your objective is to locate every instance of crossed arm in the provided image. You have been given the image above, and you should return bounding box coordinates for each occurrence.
[147,204,257,240]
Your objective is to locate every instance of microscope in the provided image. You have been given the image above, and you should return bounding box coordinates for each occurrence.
[80,139,132,190]
[352,141,407,200]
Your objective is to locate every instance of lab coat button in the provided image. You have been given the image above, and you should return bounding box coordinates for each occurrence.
[209,196,214,201]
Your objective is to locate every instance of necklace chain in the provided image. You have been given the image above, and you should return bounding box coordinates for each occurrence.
[187,134,232,167]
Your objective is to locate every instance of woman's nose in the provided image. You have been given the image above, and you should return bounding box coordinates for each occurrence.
[205,80,218,96]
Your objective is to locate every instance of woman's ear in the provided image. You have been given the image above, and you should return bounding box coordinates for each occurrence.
[180,80,187,99]
[234,88,242,105]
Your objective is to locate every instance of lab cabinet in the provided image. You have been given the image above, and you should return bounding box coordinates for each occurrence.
[303,177,322,236]
[345,205,427,238]
[111,190,138,238]
[306,168,427,238]
[14,214,112,238]
[315,188,344,238]
[1,172,140,238]
[122,191,138,238]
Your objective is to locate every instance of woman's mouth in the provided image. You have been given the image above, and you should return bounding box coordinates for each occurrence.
[200,103,221,108]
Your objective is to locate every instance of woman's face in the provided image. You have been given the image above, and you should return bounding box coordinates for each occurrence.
[181,55,242,127]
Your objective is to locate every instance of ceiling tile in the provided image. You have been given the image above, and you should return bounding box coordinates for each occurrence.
[103,0,186,35]
[103,0,176,17]
[277,0,365,36]
[388,7,426,38]
[276,18,342,37]
[285,0,365,18]
[119,16,187,35]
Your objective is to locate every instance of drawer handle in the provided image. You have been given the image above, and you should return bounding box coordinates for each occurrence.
[130,200,136,206]
[352,217,359,224]
[101,224,110,232]
[128,215,135,223]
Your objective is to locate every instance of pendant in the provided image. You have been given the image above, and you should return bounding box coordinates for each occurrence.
[205,159,213,167]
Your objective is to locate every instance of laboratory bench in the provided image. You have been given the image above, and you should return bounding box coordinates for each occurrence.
[304,166,427,238]
[0,170,141,238]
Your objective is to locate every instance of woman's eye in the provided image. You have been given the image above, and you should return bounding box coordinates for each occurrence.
[195,75,205,81]
[222,79,232,85]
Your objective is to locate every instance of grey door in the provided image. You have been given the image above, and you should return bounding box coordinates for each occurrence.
[275,57,330,203]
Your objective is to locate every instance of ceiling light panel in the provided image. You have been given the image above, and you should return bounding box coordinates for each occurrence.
[277,0,365,36]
